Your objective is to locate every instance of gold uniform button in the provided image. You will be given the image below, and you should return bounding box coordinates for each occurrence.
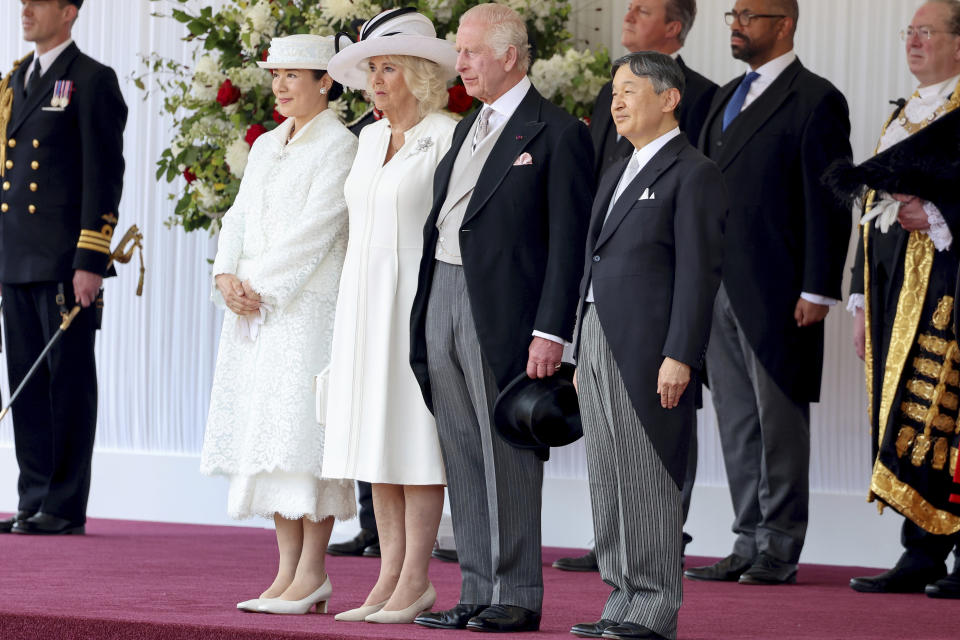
[7,139,15,148]
[29,182,38,192]
[2,181,9,191]
[1,203,7,213]
[32,139,39,148]
[4,160,12,170]
[28,205,36,214]
[31,161,38,170]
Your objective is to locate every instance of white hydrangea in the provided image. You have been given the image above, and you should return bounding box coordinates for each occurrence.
[240,0,278,55]
[531,48,607,104]
[502,0,559,31]
[170,135,186,158]
[225,135,251,178]
[426,0,456,23]
[194,180,223,210]
[327,98,348,122]
[191,54,226,102]
[445,31,457,44]
[228,66,271,93]
[188,115,235,146]
[321,0,380,24]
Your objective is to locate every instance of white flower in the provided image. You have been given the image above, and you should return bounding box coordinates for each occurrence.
[194,54,220,77]
[191,54,226,102]
[194,180,222,210]
[322,0,378,24]
[426,0,455,23]
[240,0,278,56]
[228,66,271,93]
[327,98,348,122]
[225,135,251,178]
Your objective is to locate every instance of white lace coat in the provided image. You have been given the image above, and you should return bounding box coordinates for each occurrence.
[201,109,357,521]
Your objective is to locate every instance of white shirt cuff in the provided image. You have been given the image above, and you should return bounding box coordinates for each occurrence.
[532,330,566,345]
[801,292,839,306]
[846,293,865,315]
[923,201,953,252]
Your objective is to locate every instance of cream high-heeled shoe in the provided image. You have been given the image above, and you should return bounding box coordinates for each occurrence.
[334,599,388,621]
[257,576,332,615]
[364,583,437,624]
[237,598,265,612]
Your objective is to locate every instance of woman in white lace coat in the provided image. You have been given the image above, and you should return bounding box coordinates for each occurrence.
[200,35,357,615]
[321,9,458,625]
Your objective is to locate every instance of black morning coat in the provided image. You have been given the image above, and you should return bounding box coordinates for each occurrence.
[699,58,853,402]
[410,85,595,411]
[576,134,727,488]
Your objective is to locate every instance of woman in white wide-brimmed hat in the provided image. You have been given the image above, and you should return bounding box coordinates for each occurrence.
[321,7,460,625]
[200,33,358,616]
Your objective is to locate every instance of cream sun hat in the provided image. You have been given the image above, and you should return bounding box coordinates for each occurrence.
[326,8,458,90]
[257,34,339,70]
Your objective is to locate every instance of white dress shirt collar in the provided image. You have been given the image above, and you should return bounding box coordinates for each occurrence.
[742,49,796,109]
[30,38,74,77]
[917,72,960,99]
[482,76,532,130]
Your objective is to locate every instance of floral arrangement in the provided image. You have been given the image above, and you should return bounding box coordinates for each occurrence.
[139,0,608,232]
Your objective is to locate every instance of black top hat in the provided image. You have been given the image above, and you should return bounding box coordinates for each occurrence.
[493,363,582,451]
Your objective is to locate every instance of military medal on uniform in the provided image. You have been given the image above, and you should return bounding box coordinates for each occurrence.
[42,80,73,112]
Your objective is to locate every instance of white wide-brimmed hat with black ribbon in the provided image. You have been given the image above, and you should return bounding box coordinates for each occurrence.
[257,34,339,70]
[327,8,458,90]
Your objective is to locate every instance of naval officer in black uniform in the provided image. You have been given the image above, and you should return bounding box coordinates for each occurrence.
[0,0,126,535]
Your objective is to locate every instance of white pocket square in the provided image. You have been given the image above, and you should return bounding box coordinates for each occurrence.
[639,188,655,200]
[513,152,533,166]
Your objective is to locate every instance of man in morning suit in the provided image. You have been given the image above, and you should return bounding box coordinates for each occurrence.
[409,3,594,632]
[556,0,718,575]
[847,0,960,599]
[590,0,717,183]
[683,0,852,584]
[569,52,725,640]
[0,0,126,536]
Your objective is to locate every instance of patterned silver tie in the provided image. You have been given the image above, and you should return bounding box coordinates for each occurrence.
[473,107,492,150]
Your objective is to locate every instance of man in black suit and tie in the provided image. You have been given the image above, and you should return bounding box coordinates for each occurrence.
[683,0,852,585]
[558,0,718,575]
[589,0,717,184]
[0,0,126,536]
[409,3,593,633]
[570,52,725,640]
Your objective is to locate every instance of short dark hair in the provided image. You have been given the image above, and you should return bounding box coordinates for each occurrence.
[665,0,697,45]
[611,51,685,98]
[770,0,799,23]
[311,69,344,102]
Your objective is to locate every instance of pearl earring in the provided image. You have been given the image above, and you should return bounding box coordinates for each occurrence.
[320,88,327,94]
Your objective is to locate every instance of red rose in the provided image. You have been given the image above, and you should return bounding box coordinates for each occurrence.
[245,124,268,147]
[261,48,270,62]
[446,85,474,114]
[272,107,287,124]
[216,79,241,107]
[183,168,197,184]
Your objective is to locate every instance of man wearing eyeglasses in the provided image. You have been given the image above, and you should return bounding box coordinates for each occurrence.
[683,0,852,586]
[847,0,960,600]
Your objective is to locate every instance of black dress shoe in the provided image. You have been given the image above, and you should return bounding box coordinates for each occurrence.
[850,561,946,593]
[571,619,619,638]
[0,510,36,534]
[432,546,458,562]
[739,552,797,585]
[925,572,960,598]
[11,512,84,535]
[684,553,753,581]
[327,528,377,556]
[601,621,667,639]
[553,548,599,572]
[415,603,487,629]
[362,541,381,557]
[466,604,540,632]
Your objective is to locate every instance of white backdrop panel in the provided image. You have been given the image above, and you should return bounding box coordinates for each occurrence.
[0,1,928,503]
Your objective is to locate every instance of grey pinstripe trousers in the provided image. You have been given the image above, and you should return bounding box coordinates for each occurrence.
[425,262,544,611]
[578,305,682,639]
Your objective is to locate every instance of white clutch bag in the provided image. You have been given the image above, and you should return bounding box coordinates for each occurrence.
[314,366,330,426]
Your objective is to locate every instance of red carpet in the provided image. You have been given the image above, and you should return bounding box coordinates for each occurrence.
[0,517,952,639]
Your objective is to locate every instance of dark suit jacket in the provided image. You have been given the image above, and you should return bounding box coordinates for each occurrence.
[410,84,595,410]
[576,134,726,487]
[0,43,127,283]
[590,56,717,185]
[699,58,852,402]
